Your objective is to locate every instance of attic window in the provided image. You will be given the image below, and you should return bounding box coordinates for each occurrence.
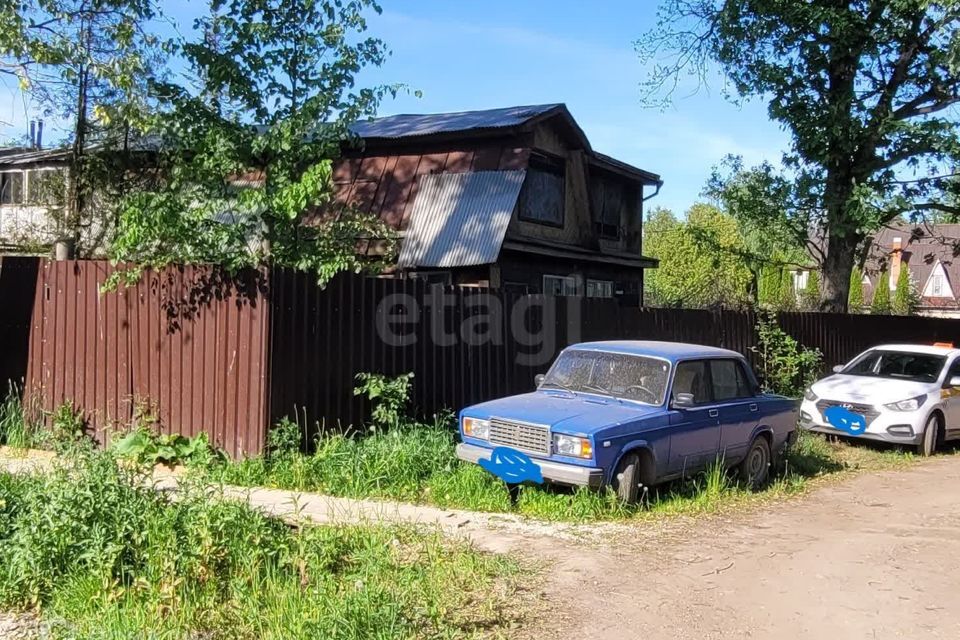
[591,174,630,239]
[518,155,564,226]
[932,274,943,296]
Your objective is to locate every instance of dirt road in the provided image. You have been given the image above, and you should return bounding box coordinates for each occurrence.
[533,456,960,640]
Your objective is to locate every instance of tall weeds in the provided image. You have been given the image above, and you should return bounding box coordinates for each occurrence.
[0,449,524,638]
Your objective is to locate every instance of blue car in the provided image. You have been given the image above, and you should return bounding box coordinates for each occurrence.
[456,341,799,503]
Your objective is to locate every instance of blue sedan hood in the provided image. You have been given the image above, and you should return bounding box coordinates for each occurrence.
[462,391,663,436]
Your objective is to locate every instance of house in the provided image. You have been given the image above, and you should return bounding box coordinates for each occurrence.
[864,223,960,317]
[333,104,662,302]
[1,104,663,302]
[0,134,67,252]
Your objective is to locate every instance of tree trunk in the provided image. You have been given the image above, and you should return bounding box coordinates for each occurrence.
[820,228,861,313]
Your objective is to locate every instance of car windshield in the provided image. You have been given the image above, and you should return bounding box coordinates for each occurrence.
[842,350,946,383]
[540,350,670,405]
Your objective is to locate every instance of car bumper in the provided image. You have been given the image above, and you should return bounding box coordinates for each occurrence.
[455,443,605,488]
[798,399,925,446]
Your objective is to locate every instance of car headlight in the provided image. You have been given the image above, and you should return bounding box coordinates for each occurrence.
[803,387,817,401]
[462,417,490,440]
[553,434,593,459]
[884,394,927,412]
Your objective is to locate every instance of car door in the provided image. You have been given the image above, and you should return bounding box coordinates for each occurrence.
[710,359,759,466]
[942,357,960,437]
[668,360,721,476]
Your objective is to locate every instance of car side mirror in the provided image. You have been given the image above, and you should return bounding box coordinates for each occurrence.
[832,365,844,373]
[949,376,960,388]
[534,373,545,387]
[672,392,695,409]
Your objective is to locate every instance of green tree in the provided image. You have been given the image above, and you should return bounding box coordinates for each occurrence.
[848,266,865,312]
[110,0,400,284]
[776,269,796,311]
[757,264,781,307]
[0,0,164,256]
[644,203,752,308]
[892,263,920,315]
[871,271,891,315]
[639,2,960,312]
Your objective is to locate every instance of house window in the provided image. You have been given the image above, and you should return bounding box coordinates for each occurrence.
[26,168,64,205]
[932,274,944,296]
[0,171,24,205]
[409,271,452,287]
[792,270,809,293]
[543,274,577,296]
[591,176,627,239]
[586,279,614,298]
[518,155,564,226]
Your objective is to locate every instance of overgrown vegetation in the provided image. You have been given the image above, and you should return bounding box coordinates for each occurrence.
[207,421,921,522]
[199,369,925,523]
[0,449,526,639]
[751,311,823,397]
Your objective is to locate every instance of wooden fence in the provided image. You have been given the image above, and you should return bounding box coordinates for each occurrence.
[4,256,960,456]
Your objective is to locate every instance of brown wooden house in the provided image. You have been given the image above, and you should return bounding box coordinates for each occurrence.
[334,104,662,303]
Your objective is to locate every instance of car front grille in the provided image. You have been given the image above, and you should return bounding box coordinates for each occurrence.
[815,400,881,425]
[488,418,550,456]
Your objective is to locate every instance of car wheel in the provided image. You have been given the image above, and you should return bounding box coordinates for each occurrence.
[612,453,640,505]
[918,414,939,457]
[738,436,771,490]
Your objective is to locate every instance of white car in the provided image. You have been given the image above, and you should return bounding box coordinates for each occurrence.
[800,344,960,456]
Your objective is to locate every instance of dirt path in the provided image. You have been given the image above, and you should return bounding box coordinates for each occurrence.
[4,451,960,639]
[530,456,960,640]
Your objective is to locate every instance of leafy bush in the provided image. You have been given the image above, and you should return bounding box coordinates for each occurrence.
[111,429,220,467]
[266,416,302,459]
[0,450,523,638]
[751,310,823,397]
[354,373,415,431]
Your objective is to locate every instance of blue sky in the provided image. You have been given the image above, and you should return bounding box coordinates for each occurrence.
[0,0,792,215]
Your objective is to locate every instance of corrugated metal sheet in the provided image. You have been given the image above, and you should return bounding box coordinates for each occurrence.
[398,170,526,268]
[19,259,270,457]
[350,104,561,139]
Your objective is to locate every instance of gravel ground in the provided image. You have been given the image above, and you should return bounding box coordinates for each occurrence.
[0,613,48,640]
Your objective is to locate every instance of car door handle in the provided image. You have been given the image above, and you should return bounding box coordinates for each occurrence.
[749,403,758,412]
[708,409,719,418]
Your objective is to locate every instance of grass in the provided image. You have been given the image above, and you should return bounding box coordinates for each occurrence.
[203,421,930,523]
[0,384,37,449]
[0,449,530,639]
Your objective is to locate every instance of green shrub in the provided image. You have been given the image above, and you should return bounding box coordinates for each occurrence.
[752,310,823,397]
[111,429,220,467]
[848,266,864,312]
[871,270,891,314]
[266,416,302,458]
[354,373,415,431]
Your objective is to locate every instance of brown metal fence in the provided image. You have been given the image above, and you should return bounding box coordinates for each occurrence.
[6,257,960,457]
[15,259,270,457]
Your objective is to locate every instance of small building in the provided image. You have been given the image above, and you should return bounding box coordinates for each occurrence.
[334,104,661,303]
[865,223,960,318]
[1,104,663,302]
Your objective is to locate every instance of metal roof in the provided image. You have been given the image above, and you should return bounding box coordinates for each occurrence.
[567,340,745,361]
[397,170,525,268]
[350,104,563,140]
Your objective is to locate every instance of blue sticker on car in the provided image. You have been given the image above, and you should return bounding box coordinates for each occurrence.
[478,447,544,484]
[823,406,868,436]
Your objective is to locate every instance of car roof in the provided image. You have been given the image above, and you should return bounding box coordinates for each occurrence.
[864,343,960,357]
[567,340,744,362]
